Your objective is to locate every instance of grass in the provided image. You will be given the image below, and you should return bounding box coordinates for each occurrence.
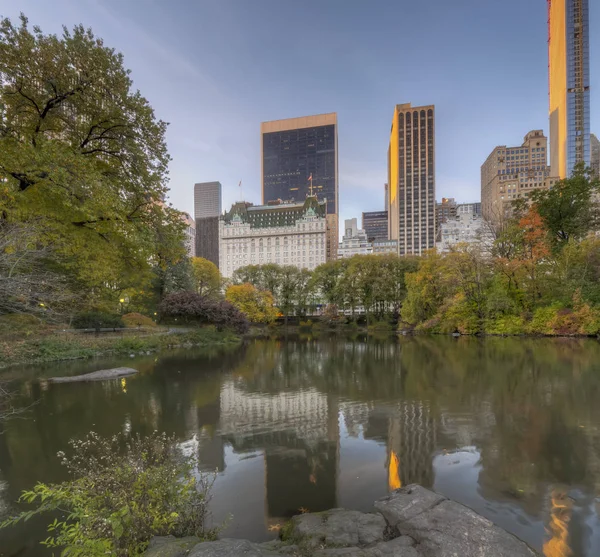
[0,326,241,369]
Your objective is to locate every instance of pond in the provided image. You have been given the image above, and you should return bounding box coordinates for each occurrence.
[1,336,600,557]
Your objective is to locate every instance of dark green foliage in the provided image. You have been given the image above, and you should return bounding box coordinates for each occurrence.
[72,311,124,330]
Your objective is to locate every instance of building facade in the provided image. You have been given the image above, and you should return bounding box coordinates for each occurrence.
[436,198,457,233]
[591,133,600,176]
[436,204,493,253]
[219,197,327,278]
[181,212,196,258]
[481,130,559,221]
[261,114,338,260]
[548,0,590,178]
[388,103,436,256]
[373,240,398,255]
[362,211,388,242]
[194,181,222,266]
[338,218,372,259]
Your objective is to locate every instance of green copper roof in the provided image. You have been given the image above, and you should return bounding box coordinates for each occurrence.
[222,196,326,228]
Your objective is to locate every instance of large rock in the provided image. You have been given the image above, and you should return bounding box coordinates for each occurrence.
[288,509,387,549]
[376,485,537,557]
[145,536,201,556]
[48,367,138,383]
[188,539,283,556]
[313,535,419,557]
[374,484,445,528]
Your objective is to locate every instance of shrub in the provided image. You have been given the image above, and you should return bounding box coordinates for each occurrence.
[484,315,525,335]
[225,284,279,324]
[159,292,249,334]
[1,431,218,556]
[122,312,157,328]
[0,313,47,338]
[299,319,314,330]
[72,311,124,331]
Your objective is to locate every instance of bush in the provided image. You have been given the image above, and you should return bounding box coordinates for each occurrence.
[0,313,47,338]
[1,431,218,556]
[485,315,525,335]
[122,312,157,328]
[159,292,249,334]
[72,311,124,331]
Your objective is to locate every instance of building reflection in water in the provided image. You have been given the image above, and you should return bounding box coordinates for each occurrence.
[2,337,600,556]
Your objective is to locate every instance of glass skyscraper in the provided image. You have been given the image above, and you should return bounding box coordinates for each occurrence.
[548,0,590,178]
[261,114,338,260]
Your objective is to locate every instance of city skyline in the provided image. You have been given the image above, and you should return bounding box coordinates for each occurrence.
[4,0,598,229]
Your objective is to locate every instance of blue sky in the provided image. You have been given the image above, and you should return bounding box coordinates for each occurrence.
[2,0,599,227]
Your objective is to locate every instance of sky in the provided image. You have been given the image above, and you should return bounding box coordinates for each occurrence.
[1,0,599,228]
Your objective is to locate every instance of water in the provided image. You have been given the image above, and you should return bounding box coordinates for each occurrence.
[1,336,600,557]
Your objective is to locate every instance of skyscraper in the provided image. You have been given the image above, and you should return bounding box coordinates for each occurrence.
[261,114,338,260]
[548,0,590,178]
[362,211,388,242]
[388,103,435,256]
[194,181,222,267]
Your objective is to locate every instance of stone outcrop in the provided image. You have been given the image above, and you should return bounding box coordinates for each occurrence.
[48,367,138,383]
[144,485,539,557]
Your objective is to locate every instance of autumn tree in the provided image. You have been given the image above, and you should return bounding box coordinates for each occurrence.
[225,283,278,324]
[530,164,600,249]
[191,257,222,298]
[0,14,184,307]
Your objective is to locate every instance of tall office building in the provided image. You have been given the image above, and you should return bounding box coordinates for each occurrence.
[388,103,435,256]
[362,211,388,242]
[194,181,222,267]
[261,113,338,260]
[481,131,559,221]
[548,0,590,178]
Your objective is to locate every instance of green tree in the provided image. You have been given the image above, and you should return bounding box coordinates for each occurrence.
[0,15,184,304]
[191,257,222,297]
[311,260,344,306]
[530,165,600,249]
[225,283,278,324]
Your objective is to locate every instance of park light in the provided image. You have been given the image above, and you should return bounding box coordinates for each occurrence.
[119,298,125,303]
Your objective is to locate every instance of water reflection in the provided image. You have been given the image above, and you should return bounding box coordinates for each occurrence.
[0,337,600,556]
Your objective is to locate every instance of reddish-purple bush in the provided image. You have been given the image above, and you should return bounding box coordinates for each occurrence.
[158,292,249,334]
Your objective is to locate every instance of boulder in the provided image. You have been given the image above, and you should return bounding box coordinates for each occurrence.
[374,485,445,528]
[188,539,283,556]
[375,485,537,557]
[145,536,201,556]
[48,367,138,383]
[287,509,387,549]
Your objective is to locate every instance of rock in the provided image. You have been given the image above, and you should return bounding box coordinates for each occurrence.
[313,537,418,557]
[378,486,537,557]
[188,539,283,556]
[145,536,201,556]
[48,367,138,383]
[374,485,446,528]
[288,509,387,549]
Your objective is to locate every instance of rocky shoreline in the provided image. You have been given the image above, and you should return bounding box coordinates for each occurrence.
[144,485,539,556]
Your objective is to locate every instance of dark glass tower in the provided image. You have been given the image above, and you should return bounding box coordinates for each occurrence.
[261,114,338,260]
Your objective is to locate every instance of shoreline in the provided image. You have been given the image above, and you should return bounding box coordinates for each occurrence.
[144,484,539,556]
[1,326,598,371]
[0,327,241,371]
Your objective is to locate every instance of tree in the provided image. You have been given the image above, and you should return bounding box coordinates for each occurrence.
[191,257,221,298]
[159,292,249,333]
[225,283,278,324]
[311,261,344,306]
[0,221,73,318]
[530,164,600,249]
[0,15,184,300]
